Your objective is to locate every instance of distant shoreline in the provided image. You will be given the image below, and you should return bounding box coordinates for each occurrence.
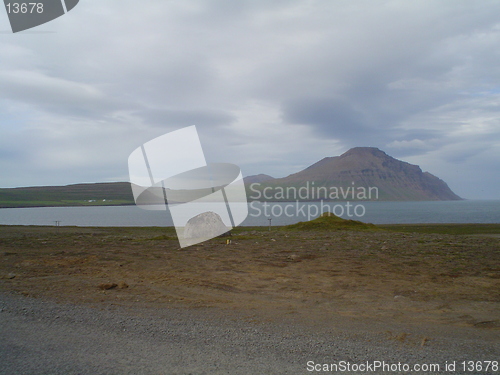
[1,223,500,235]
[0,202,135,209]
[0,198,468,209]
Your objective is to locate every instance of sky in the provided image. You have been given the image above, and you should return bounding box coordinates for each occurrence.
[0,0,499,199]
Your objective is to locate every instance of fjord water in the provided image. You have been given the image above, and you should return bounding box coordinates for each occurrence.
[0,200,499,227]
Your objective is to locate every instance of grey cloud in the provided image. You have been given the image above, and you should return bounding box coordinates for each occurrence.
[136,108,236,128]
[282,97,372,140]
[0,70,129,119]
[1,1,500,198]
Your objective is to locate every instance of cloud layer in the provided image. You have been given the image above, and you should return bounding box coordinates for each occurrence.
[1,0,499,198]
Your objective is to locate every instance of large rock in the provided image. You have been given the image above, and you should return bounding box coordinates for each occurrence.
[184,211,230,240]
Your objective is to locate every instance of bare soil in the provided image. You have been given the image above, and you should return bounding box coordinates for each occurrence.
[1,225,499,336]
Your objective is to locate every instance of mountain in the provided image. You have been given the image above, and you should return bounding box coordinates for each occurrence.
[242,174,275,185]
[246,147,462,201]
[0,147,462,208]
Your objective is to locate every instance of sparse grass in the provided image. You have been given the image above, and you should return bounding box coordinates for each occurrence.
[144,235,179,241]
[380,223,500,235]
[0,224,499,329]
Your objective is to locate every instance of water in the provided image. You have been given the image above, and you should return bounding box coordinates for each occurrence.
[0,200,499,227]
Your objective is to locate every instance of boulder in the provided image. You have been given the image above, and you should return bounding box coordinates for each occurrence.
[184,211,230,240]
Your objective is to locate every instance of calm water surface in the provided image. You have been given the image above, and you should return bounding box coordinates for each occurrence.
[0,200,499,227]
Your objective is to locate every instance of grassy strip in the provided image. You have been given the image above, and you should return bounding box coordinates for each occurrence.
[0,200,134,208]
[379,223,500,235]
[0,182,135,208]
[1,223,499,236]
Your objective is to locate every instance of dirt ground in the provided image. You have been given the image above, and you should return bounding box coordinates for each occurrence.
[1,225,499,338]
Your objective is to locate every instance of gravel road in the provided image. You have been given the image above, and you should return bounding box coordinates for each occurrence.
[1,292,498,374]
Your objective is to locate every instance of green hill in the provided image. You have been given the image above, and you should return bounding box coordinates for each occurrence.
[284,211,378,231]
[0,182,135,208]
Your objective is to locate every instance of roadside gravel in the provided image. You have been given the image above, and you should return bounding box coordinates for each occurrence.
[1,291,498,375]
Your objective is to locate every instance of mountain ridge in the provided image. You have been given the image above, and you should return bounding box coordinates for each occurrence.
[0,147,462,208]
[245,147,462,201]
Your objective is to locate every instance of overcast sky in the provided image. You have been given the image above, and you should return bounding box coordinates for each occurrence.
[1,0,499,199]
